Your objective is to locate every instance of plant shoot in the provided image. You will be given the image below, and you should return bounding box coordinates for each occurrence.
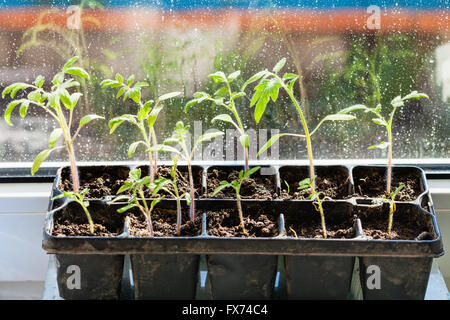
[2,56,104,192]
[211,166,261,235]
[149,121,224,222]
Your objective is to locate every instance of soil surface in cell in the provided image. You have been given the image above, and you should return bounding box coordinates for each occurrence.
[129,207,202,237]
[354,171,422,201]
[52,205,124,237]
[206,208,278,238]
[280,169,350,200]
[286,220,355,239]
[205,168,278,199]
[359,214,434,241]
[59,167,129,199]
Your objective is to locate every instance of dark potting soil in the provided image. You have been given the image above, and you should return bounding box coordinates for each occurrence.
[205,168,278,199]
[59,166,129,199]
[356,206,435,240]
[279,167,351,200]
[206,208,279,238]
[285,215,355,239]
[354,170,421,201]
[52,203,125,237]
[141,166,203,199]
[286,224,355,239]
[129,207,202,237]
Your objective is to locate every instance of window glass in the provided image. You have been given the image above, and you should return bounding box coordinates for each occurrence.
[0,1,448,165]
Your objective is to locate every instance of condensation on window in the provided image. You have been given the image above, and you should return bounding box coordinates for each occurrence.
[0,1,448,165]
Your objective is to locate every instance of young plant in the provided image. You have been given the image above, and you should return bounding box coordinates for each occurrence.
[250,58,356,238]
[185,70,251,170]
[149,121,224,222]
[211,166,261,235]
[52,188,95,235]
[384,185,405,234]
[338,91,429,196]
[110,168,167,237]
[2,56,104,192]
[162,156,191,236]
[101,73,181,184]
[297,177,333,239]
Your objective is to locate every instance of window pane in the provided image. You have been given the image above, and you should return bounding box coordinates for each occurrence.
[0,1,448,166]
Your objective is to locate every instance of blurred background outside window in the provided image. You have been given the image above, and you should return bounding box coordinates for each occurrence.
[0,0,448,166]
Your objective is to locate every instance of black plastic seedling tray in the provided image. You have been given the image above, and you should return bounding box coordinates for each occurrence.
[42,163,444,300]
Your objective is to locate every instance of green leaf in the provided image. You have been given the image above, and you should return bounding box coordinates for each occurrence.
[250,89,262,107]
[368,141,389,150]
[402,91,429,101]
[62,56,79,71]
[273,58,286,73]
[59,89,72,110]
[150,198,163,210]
[337,104,368,114]
[31,149,53,175]
[148,104,164,129]
[27,90,41,102]
[126,74,134,86]
[61,79,80,89]
[231,92,246,100]
[241,70,267,91]
[211,183,232,197]
[194,131,225,151]
[148,144,181,155]
[117,203,138,214]
[47,93,59,109]
[208,71,227,83]
[129,168,141,180]
[128,141,146,158]
[228,70,241,82]
[214,87,228,97]
[283,73,298,80]
[239,134,249,148]
[390,95,404,108]
[184,99,199,112]
[254,91,270,123]
[79,114,104,129]
[34,75,45,88]
[116,183,132,195]
[116,87,126,99]
[2,83,31,99]
[70,92,83,109]
[48,128,63,149]
[374,104,382,113]
[65,67,90,79]
[134,81,149,89]
[19,100,30,118]
[269,85,279,102]
[391,184,405,199]
[243,166,260,179]
[371,118,387,126]
[108,115,136,134]
[128,87,141,103]
[211,114,238,128]
[52,72,65,85]
[109,195,131,203]
[257,133,305,157]
[322,114,357,122]
[4,100,23,125]
[115,73,124,84]
[152,179,171,196]
[157,91,181,101]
